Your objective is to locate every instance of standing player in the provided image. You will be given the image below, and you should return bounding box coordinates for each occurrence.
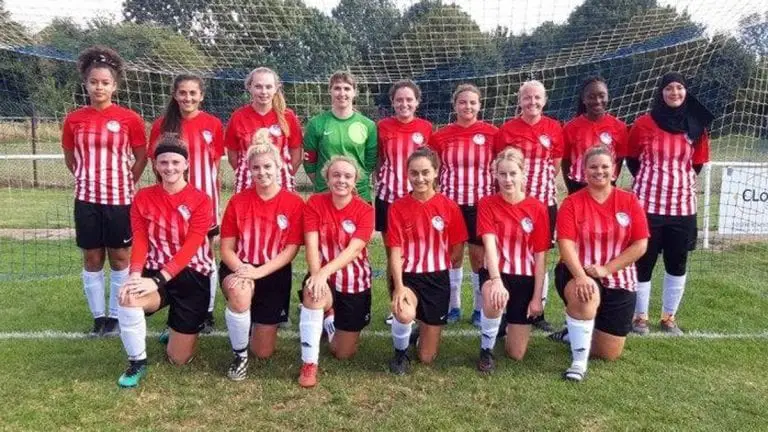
[218,129,305,381]
[562,77,628,194]
[62,46,147,337]
[475,148,549,372]
[555,146,649,382]
[303,71,377,203]
[387,147,468,374]
[627,72,713,336]
[116,135,213,388]
[150,74,224,332]
[298,156,375,388]
[429,83,498,327]
[497,80,564,332]
[225,67,303,193]
[376,80,433,325]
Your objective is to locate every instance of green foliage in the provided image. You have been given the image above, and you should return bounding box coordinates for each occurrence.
[332,0,401,60]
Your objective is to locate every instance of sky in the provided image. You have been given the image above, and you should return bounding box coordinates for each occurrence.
[5,0,766,35]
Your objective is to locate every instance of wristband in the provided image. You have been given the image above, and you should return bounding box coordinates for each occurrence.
[151,272,168,289]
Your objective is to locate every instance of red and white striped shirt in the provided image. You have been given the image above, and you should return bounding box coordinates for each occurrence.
[497,116,564,206]
[129,184,213,277]
[385,193,468,273]
[376,117,433,203]
[563,114,628,183]
[429,121,498,206]
[304,193,374,294]
[477,194,550,277]
[628,114,710,216]
[61,105,147,205]
[150,112,224,225]
[557,188,649,291]
[224,105,303,192]
[220,188,305,265]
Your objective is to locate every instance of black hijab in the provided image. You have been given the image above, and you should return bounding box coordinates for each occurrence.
[650,72,714,142]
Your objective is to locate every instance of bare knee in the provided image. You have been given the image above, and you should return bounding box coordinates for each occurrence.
[83,249,106,271]
[167,351,194,366]
[226,291,251,313]
[251,345,275,360]
[505,347,527,361]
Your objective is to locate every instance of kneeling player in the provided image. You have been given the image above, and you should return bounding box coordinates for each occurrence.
[116,136,213,388]
[298,156,375,388]
[555,146,649,382]
[219,129,305,381]
[386,147,468,374]
[476,147,549,373]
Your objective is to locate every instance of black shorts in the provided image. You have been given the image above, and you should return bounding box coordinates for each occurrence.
[332,289,371,332]
[220,262,292,325]
[207,225,220,238]
[554,263,636,337]
[403,270,450,326]
[459,204,481,246]
[143,267,209,334]
[74,200,132,250]
[375,197,391,233]
[648,213,698,252]
[547,204,557,249]
[479,269,535,325]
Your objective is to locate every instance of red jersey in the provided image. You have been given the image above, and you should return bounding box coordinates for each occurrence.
[61,105,147,205]
[563,114,628,183]
[304,193,374,294]
[149,112,224,225]
[496,116,564,206]
[220,188,305,265]
[628,114,710,216]
[556,188,649,291]
[129,184,213,277]
[376,117,433,203]
[477,195,550,277]
[385,193,468,273]
[224,105,303,192]
[429,121,498,205]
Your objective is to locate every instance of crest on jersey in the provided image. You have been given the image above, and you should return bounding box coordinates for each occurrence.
[178,205,191,221]
[277,214,289,230]
[431,216,445,231]
[269,124,283,137]
[521,217,534,233]
[412,132,425,145]
[599,132,613,145]
[539,134,551,148]
[106,120,121,133]
[202,130,213,144]
[684,134,693,144]
[472,134,486,145]
[342,219,357,234]
[348,122,368,145]
[615,212,630,227]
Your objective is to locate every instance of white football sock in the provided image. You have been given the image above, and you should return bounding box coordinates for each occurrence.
[662,272,687,316]
[82,269,105,319]
[299,307,323,364]
[449,268,463,310]
[566,314,594,371]
[225,307,251,356]
[208,265,218,313]
[108,268,129,319]
[471,272,481,312]
[323,313,336,343]
[634,281,652,316]
[480,311,501,350]
[118,305,147,361]
[391,318,412,351]
[541,272,550,307]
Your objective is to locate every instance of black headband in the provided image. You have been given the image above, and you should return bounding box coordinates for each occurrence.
[154,143,188,160]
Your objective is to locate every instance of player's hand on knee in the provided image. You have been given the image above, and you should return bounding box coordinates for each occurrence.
[391,286,411,315]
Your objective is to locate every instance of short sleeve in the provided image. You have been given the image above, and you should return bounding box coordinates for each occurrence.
[385,203,403,248]
[224,112,241,151]
[549,121,565,159]
[128,112,148,149]
[220,196,239,239]
[629,194,650,242]
[556,196,577,242]
[352,203,374,242]
[626,119,646,159]
[286,198,305,245]
[303,196,321,232]
[61,115,75,150]
[613,120,630,158]
[212,117,226,159]
[287,111,303,150]
[530,202,551,252]
[448,201,469,246]
[303,117,319,173]
[692,129,710,165]
[476,197,495,237]
[148,118,162,158]
[561,123,574,161]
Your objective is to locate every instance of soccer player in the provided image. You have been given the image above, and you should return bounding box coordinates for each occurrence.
[376,79,433,325]
[225,67,303,193]
[298,156,375,388]
[627,72,714,336]
[555,146,649,382]
[303,71,377,203]
[150,74,224,332]
[476,147,550,372]
[116,135,213,388]
[219,129,305,381]
[386,147,468,374]
[497,80,564,332]
[61,46,148,338]
[562,77,628,194]
[429,83,498,327]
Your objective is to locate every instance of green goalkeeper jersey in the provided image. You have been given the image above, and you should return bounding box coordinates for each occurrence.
[303,110,378,201]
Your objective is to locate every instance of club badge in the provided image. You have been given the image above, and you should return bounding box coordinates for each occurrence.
[521,217,534,233]
[202,130,213,144]
[342,219,356,234]
[539,135,551,148]
[472,134,486,145]
[106,120,121,133]
[615,212,630,227]
[599,132,613,145]
[431,216,445,231]
[178,205,191,221]
[269,124,283,137]
[277,214,289,230]
[412,132,424,145]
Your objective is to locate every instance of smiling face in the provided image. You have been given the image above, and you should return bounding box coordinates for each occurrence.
[519,84,546,119]
[155,152,188,185]
[330,80,356,111]
[582,81,608,118]
[173,80,203,116]
[407,156,437,195]
[85,67,117,107]
[454,90,480,124]
[662,81,687,108]
[495,158,525,196]
[326,160,357,198]
[248,71,278,109]
[249,151,278,189]
[393,87,419,122]
[584,153,614,188]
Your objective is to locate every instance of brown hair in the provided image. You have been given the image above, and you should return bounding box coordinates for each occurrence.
[389,79,422,102]
[329,70,357,89]
[452,83,482,104]
[406,147,440,190]
[582,145,614,171]
[77,45,125,82]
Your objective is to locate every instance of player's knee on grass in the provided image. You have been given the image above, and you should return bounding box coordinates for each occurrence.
[591,330,626,361]
[505,325,531,361]
[250,325,278,359]
[330,332,359,360]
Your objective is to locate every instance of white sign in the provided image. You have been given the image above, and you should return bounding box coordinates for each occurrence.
[718,167,768,234]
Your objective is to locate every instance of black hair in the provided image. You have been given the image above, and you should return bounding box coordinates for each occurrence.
[576,76,608,115]
[161,74,206,135]
[77,45,125,82]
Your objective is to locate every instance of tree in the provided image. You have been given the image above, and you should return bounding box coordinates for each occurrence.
[739,12,768,58]
[123,0,209,36]
[332,0,401,60]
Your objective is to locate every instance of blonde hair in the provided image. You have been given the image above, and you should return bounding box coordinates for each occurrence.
[492,147,527,187]
[245,128,282,170]
[517,80,547,105]
[329,70,357,89]
[320,155,361,185]
[244,67,291,139]
[452,83,482,105]
[582,145,614,171]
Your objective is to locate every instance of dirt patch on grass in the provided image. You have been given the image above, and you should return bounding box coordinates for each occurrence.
[0,228,74,240]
